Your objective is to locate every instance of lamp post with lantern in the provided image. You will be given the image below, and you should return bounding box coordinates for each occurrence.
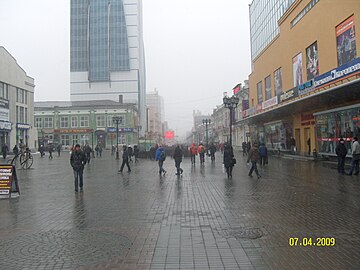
[112,116,121,160]
[202,118,211,149]
[223,95,239,146]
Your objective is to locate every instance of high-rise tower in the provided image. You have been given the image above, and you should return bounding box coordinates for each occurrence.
[70,0,146,133]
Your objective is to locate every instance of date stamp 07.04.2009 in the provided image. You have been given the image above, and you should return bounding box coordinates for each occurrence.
[289,237,336,247]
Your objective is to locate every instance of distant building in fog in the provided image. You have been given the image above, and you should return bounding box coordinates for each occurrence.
[146,90,165,143]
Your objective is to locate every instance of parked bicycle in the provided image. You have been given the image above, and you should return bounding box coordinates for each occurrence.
[8,147,33,169]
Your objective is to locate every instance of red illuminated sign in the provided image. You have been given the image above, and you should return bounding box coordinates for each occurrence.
[165,131,174,139]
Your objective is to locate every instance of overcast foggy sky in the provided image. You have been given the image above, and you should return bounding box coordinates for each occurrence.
[0,0,252,138]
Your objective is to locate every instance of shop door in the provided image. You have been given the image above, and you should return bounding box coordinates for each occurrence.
[295,128,301,153]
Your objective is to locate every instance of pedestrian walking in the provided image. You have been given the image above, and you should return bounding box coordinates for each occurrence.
[111,145,115,156]
[335,138,347,174]
[84,144,92,164]
[198,143,205,165]
[242,141,247,156]
[39,145,45,157]
[1,143,8,159]
[259,143,268,166]
[95,144,100,157]
[247,141,261,179]
[189,143,197,165]
[173,145,183,175]
[48,143,54,159]
[247,141,251,154]
[155,146,167,175]
[290,137,296,154]
[208,143,216,162]
[70,144,87,192]
[133,145,139,163]
[13,145,19,156]
[19,139,26,154]
[347,137,360,176]
[119,145,131,173]
[57,144,62,157]
[127,145,133,162]
[223,143,235,178]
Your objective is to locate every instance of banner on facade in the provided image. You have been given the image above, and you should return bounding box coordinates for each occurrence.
[0,121,11,131]
[336,15,357,67]
[314,57,360,88]
[298,79,315,95]
[262,96,278,110]
[107,127,134,133]
[279,87,299,102]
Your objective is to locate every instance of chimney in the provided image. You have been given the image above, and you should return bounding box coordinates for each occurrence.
[119,95,123,104]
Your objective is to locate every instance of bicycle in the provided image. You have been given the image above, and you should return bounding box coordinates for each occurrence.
[8,148,33,169]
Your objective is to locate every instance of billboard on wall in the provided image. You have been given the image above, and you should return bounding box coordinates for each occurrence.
[274,68,282,96]
[293,53,303,87]
[306,42,319,80]
[0,99,9,122]
[265,76,272,100]
[336,15,357,66]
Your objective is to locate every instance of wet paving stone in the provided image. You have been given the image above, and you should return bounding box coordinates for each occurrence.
[0,151,360,269]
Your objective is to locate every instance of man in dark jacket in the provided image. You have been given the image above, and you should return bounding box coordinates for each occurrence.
[84,144,92,164]
[1,144,9,159]
[247,141,261,179]
[119,145,131,173]
[173,145,183,175]
[70,144,87,192]
[336,138,347,174]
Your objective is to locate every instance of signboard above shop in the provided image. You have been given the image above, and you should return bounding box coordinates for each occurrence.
[107,127,134,133]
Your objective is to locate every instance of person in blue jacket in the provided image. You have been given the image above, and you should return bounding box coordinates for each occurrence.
[259,142,268,166]
[155,146,167,176]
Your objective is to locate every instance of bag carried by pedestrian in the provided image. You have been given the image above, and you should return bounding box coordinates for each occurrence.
[160,151,166,161]
[232,158,237,165]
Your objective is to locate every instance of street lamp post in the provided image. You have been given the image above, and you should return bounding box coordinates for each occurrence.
[202,119,211,149]
[223,95,240,146]
[112,116,121,160]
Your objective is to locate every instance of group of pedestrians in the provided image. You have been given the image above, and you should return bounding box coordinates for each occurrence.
[336,136,360,175]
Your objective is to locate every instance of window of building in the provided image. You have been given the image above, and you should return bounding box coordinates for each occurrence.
[72,134,79,145]
[0,82,8,100]
[35,117,42,128]
[96,115,106,127]
[257,82,263,104]
[17,88,26,104]
[71,116,78,128]
[25,108,28,123]
[265,75,272,100]
[60,116,69,128]
[80,116,89,127]
[44,117,53,128]
[19,107,25,123]
[60,134,70,146]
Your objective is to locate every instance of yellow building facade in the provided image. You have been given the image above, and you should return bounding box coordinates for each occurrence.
[245,0,360,156]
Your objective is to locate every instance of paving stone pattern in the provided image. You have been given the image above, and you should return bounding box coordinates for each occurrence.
[0,151,359,269]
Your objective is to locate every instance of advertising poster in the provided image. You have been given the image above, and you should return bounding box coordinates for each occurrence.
[265,76,272,100]
[306,42,319,80]
[336,15,357,66]
[274,68,283,96]
[293,53,303,87]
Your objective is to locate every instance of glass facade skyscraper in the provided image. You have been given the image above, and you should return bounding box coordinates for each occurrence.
[70,0,130,81]
[249,0,296,61]
[70,0,146,135]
